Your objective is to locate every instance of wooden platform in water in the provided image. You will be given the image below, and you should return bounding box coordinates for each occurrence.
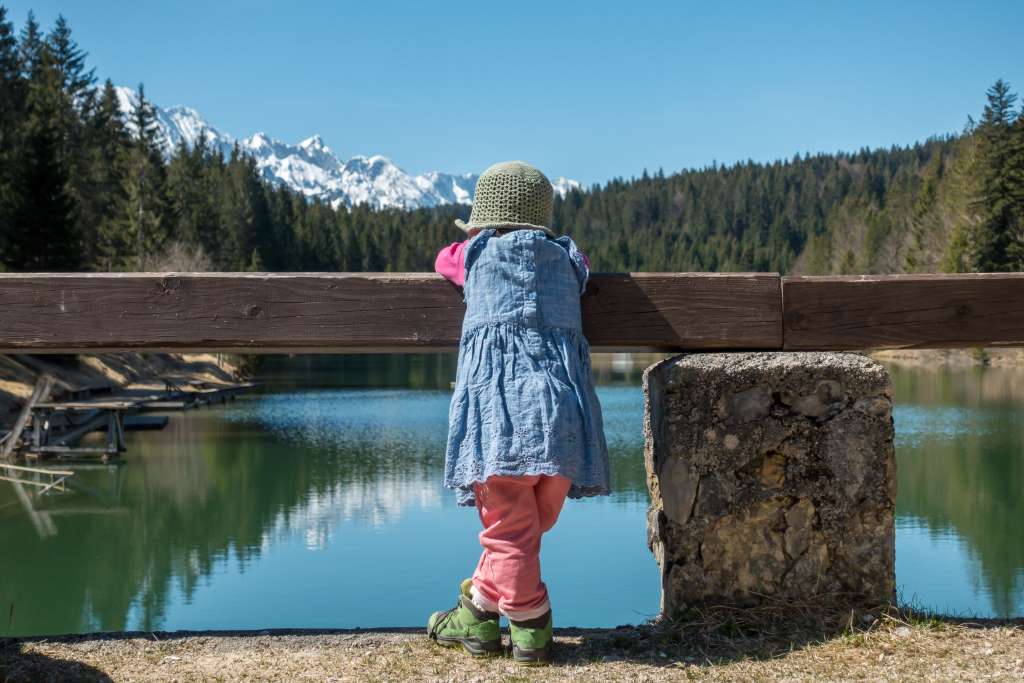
[4,378,255,463]
[34,382,256,412]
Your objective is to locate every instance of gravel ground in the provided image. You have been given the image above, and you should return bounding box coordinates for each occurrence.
[3,616,1023,682]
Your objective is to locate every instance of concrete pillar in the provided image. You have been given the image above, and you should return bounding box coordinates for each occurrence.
[643,352,896,614]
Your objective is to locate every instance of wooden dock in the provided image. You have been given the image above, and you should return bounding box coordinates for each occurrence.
[3,378,256,463]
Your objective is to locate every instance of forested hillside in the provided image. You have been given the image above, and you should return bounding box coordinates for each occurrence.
[1,7,1022,276]
[557,86,1023,276]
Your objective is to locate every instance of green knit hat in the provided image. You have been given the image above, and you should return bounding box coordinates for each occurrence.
[456,161,555,237]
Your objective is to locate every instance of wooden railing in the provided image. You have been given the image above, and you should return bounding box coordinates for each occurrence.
[0,272,1022,352]
[782,274,1024,350]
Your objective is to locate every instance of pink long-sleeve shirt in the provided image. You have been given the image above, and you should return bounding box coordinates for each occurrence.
[434,239,590,287]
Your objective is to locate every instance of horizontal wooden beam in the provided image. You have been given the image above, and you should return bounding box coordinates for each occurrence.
[0,272,783,353]
[783,273,1024,350]
[11,272,1020,354]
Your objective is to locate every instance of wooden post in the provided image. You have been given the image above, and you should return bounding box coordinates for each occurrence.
[1,375,53,461]
[106,412,117,454]
[31,408,42,450]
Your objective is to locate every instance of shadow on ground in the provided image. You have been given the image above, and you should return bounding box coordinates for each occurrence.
[2,638,113,682]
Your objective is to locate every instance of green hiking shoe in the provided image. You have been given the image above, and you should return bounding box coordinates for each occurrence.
[427,579,501,657]
[509,610,553,665]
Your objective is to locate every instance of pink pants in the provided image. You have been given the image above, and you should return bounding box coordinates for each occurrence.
[470,474,571,621]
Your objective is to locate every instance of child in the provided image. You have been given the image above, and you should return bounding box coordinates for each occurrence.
[426,161,610,665]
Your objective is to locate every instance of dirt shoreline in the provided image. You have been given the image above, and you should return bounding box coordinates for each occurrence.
[870,347,1024,370]
[2,616,1022,682]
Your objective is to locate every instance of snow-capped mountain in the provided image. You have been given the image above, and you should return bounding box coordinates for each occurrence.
[115,88,233,158]
[114,87,579,210]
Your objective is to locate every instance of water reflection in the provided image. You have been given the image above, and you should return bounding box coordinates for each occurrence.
[0,355,652,635]
[1,354,1022,637]
[232,389,449,530]
[0,410,360,634]
[890,364,1024,618]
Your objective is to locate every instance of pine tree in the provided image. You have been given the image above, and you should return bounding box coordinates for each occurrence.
[0,5,21,123]
[117,84,166,269]
[971,80,1021,271]
[904,159,940,272]
[89,80,131,269]
[265,185,299,269]
[165,133,221,260]
[45,13,94,160]
[46,15,94,97]
[5,30,79,270]
[46,14,97,243]
[0,4,23,266]
[16,10,41,77]
[1007,103,1024,266]
[217,146,253,269]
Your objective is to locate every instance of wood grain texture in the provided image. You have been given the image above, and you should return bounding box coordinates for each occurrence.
[783,274,1024,350]
[0,272,783,353]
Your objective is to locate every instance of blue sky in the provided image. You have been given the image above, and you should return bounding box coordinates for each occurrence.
[5,0,1024,185]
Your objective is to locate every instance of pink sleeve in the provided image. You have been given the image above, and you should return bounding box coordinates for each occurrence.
[434,241,468,286]
[581,251,591,270]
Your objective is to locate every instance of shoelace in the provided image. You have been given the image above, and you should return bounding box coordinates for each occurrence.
[428,601,461,639]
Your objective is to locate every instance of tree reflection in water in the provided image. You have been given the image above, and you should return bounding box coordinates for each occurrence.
[889,363,1024,618]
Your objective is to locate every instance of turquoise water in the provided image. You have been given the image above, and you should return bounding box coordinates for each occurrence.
[890,366,1024,618]
[0,355,1022,636]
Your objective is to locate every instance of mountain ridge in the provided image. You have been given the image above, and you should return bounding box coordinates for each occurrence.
[113,87,580,211]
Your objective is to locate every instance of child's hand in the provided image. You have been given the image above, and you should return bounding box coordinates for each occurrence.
[435,240,469,287]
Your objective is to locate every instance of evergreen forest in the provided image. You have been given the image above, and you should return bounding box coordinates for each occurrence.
[1,7,1023,276]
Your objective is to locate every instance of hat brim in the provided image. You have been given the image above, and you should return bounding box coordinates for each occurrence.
[454,218,556,238]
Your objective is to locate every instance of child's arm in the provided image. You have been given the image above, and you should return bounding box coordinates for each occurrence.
[435,241,468,286]
[435,239,589,286]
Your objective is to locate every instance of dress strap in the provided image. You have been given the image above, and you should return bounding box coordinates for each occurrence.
[463,229,496,274]
[461,229,497,300]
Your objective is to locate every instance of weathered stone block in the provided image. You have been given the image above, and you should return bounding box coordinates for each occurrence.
[643,352,895,614]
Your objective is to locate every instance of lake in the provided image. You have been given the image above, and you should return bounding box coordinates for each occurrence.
[1,354,1022,636]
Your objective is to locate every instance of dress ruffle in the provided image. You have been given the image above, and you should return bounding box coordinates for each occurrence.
[444,323,610,506]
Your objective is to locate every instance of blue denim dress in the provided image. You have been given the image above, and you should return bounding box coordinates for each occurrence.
[444,228,611,506]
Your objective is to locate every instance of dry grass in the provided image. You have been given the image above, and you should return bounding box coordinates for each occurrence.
[3,608,1022,682]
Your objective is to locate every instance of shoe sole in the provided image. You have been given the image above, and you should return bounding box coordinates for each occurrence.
[512,643,552,666]
[431,635,502,658]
